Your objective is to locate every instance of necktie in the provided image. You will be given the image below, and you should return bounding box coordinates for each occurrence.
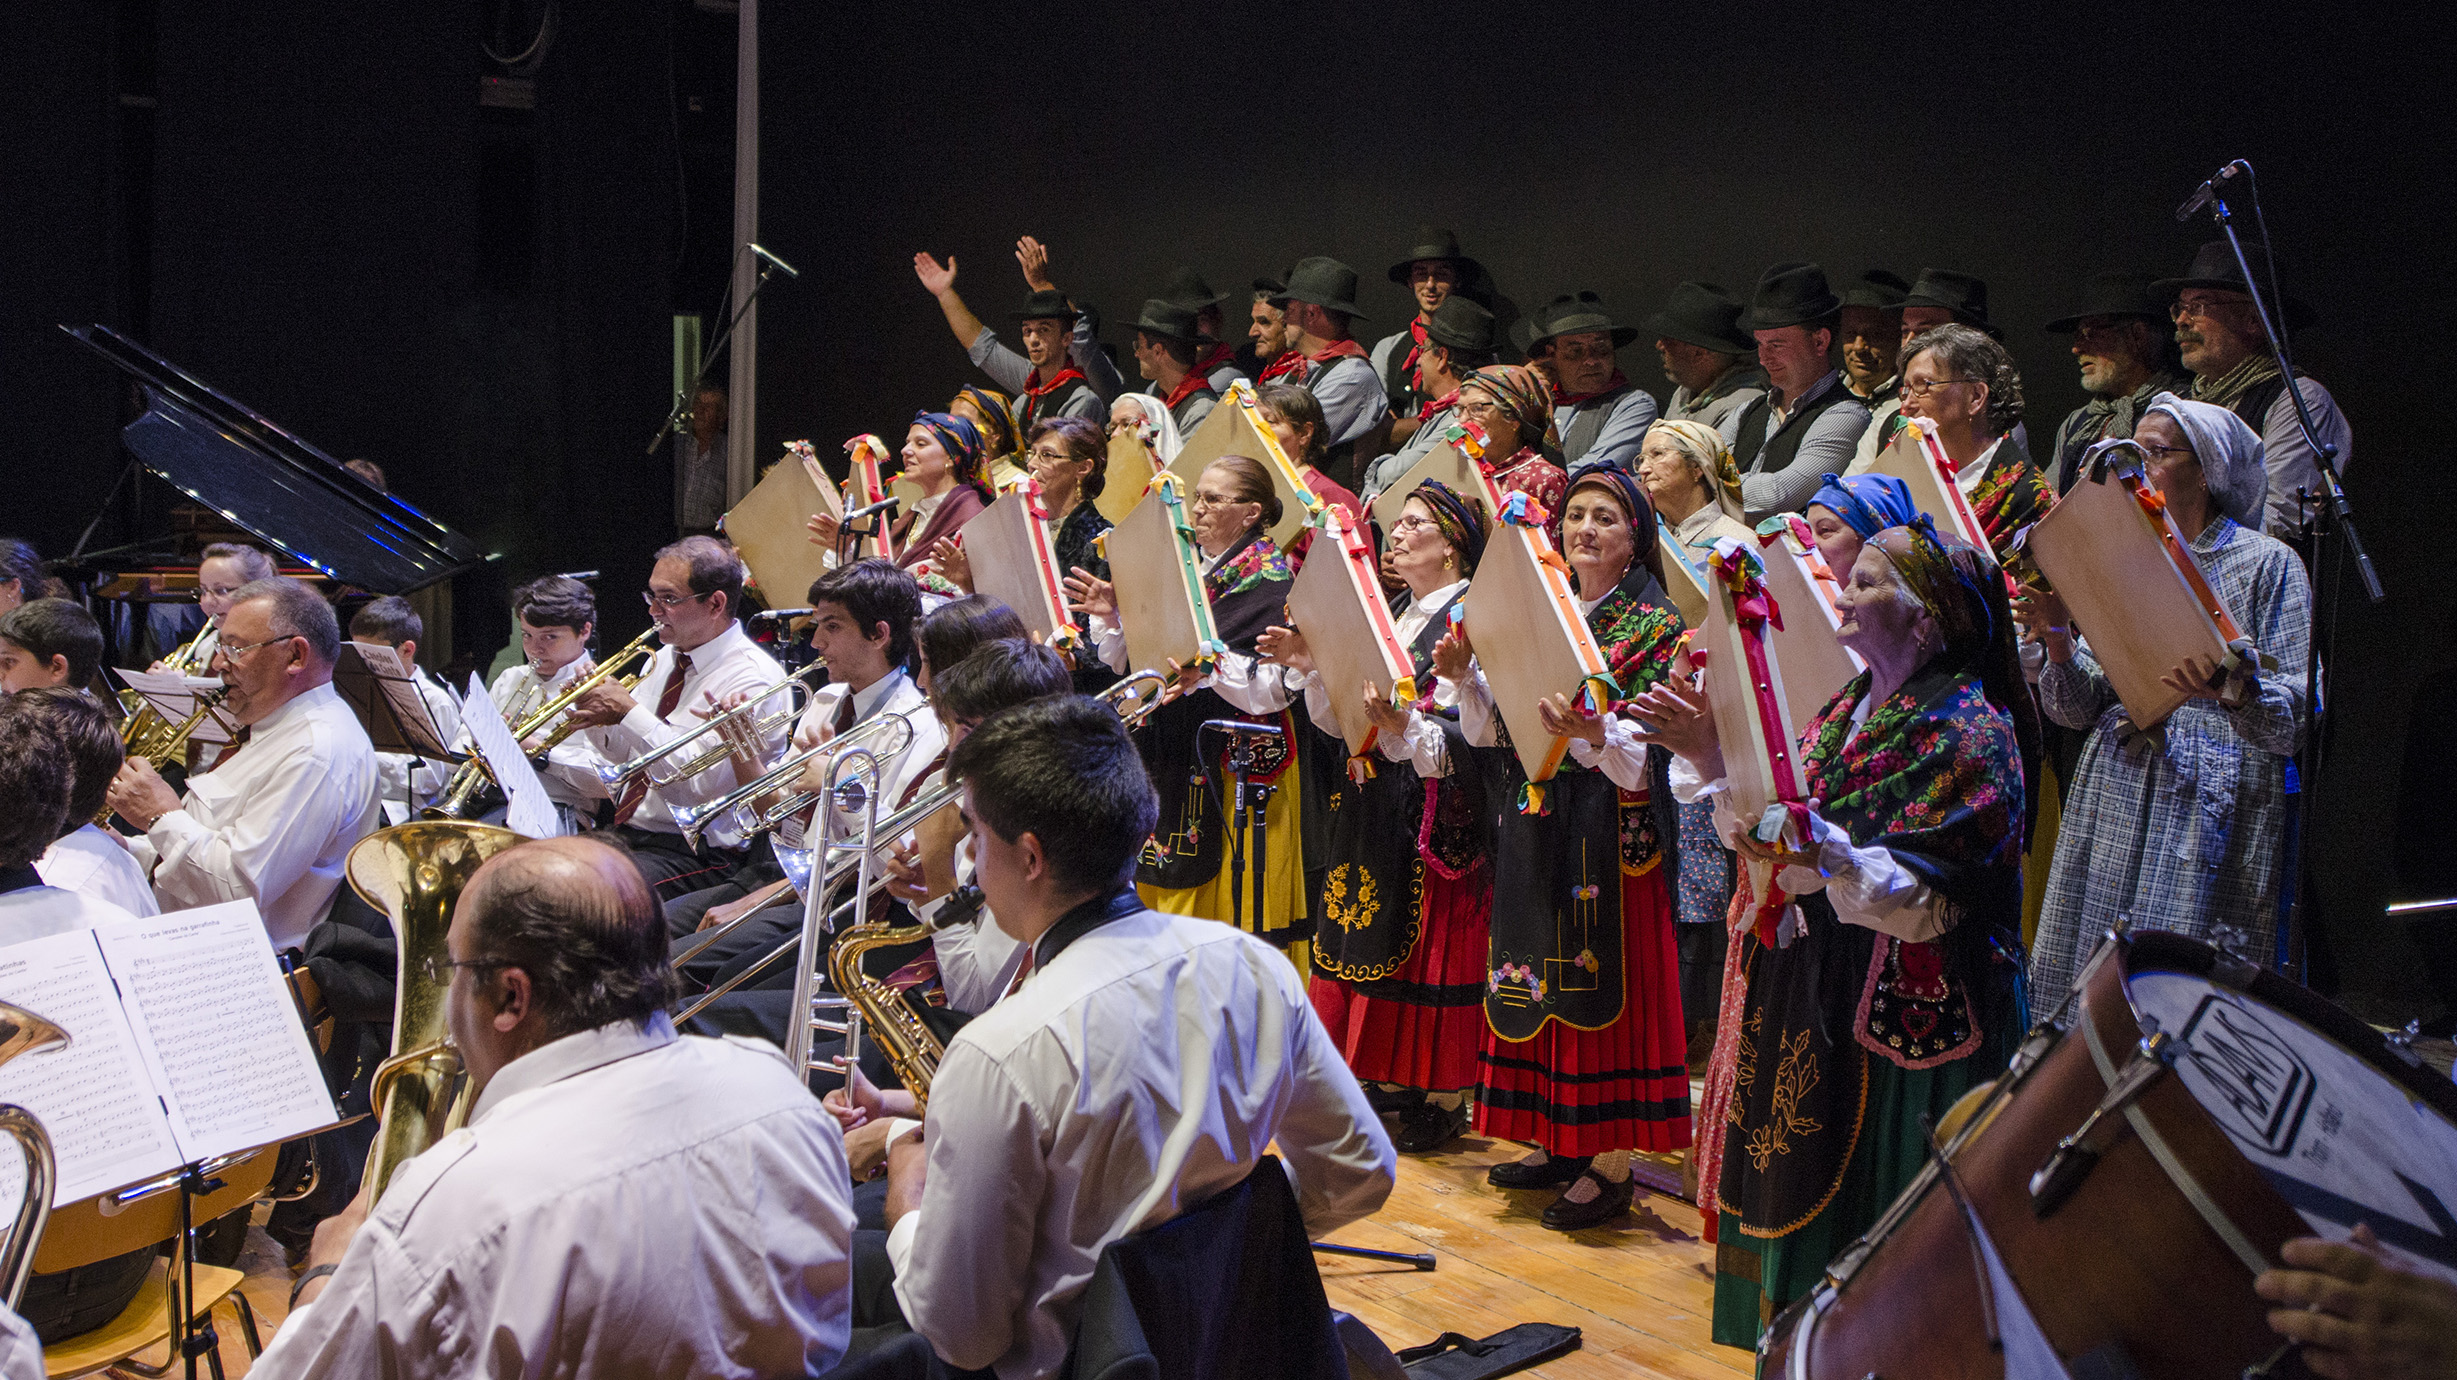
[209,724,252,771]
[611,651,692,827]
[832,688,858,738]
[1004,946,1035,1000]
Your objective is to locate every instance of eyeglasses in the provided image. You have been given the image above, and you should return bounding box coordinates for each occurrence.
[196,585,246,602]
[642,589,715,611]
[213,633,298,661]
[1457,399,1503,418]
[2170,295,2251,321]
[1187,492,1251,511]
[1026,446,1078,464]
[420,954,513,985]
[1389,514,1437,534]
[1900,377,1984,400]
[2138,441,2196,463]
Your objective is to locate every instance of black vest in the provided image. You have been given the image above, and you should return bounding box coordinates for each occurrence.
[1731,380,1857,482]
[2224,372,2294,437]
[1560,386,1638,468]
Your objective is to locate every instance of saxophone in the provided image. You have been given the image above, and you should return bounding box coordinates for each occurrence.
[825,886,979,1116]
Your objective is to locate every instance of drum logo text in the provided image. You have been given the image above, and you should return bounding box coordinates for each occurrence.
[2179,997,2314,1157]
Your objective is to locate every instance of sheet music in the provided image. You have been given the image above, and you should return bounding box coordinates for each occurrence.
[114,667,236,746]
[464,675,559,838]
[338,642,457,758]
[0,931,182,1209]
[97,902,336,1166]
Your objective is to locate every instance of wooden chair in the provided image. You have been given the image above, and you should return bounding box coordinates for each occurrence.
[35,1151,276,1377]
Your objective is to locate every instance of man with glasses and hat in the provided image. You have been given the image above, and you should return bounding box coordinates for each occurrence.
[1722,262,1872,520]
[2159,240,2350,538]
[2042,272,2193,494]
[913,249,1102,431]
[1538,291,1658,473]
[104,577,381,949]
[1264,256,1392,484]
[1647,282,1766,432]
[1371,227,1486,428]
[1357,295,1501,505]
[1839,269,1909,405]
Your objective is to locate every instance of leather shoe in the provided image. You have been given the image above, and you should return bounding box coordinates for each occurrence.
[1541,1169,1636,1231]
[1392,1100,1465,1154]
[1486,1153,1589,1190]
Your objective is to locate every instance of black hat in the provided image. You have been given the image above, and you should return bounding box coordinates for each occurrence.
[2043,272,2170,333]
[1644,281,1757,355]
[1012,288,1078,324]
[1903,268,1996,335]
[1386,226,1485,284]
[1531,291,1639,348]
[1424,296,1497,354]
[1739,262,1840,333]
[2151,241,2317,331]
[1159,267,1227,311]
[1132,299,1205,343]
[1841,269,1910,310]
[1271,256,1368,320]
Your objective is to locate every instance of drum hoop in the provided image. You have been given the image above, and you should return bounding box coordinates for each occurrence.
[2121,931,2457,1125]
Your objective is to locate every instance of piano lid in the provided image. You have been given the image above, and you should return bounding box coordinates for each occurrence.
[65,324,492,595]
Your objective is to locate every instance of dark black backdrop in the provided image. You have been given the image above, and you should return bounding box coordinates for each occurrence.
[5,3,2452,1017]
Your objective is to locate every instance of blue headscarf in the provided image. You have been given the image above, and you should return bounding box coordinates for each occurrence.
[911,410,993,500]
[1808,472,1918,540]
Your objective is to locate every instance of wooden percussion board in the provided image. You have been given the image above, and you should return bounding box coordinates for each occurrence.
[1700,540,1808,824]
[1103,473,1225,675]
[1657,533,1709,629]
[960,480,1082,649]
[722,442,839,610]
[844,434,898,562]
[1165,381,1321,551]
[1755,517,1867,732]
[2024,453,2242,730]
[1366,422,1500,530]
[1097,431,1161,526]
[1870,414,1990,549]
[1285,507,1418,757]
[1459,517,1607,782]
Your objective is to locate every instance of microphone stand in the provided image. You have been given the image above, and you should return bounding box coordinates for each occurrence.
[2185,163,2385,987]
[644,242,794,456]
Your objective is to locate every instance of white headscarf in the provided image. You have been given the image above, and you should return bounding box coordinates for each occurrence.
[2145,392,2267,530]
[1115,393,1185,463]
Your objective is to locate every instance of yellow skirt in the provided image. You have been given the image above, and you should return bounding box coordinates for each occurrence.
[1141,777,1310,974]
[2020,757,2064,950]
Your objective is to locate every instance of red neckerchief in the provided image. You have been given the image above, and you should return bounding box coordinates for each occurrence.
[1258,350,1306,384]
[1417,389,1460,422]
[1553,369,1631,407]
[1400,316,1431,386]
[1161,370,1210,410]
[1195,341,1236,376]
[1259,338,1367,387]
[1019,365,1088,427]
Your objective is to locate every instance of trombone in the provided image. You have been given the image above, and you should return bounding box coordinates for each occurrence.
[671,710,916,849]
[596,662,830,793]
[1097,669,1172,731]
[423,627,659,820]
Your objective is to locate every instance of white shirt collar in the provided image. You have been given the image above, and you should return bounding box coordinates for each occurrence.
[673,621,754,667]
[471,1011,678,1125]
[249,678,343,738]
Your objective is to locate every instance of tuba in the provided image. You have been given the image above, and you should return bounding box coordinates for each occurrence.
[0,1002,69,1308]
[346,821,526,1201]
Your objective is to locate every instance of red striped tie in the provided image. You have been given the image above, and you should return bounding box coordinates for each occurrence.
[610,652,692,827]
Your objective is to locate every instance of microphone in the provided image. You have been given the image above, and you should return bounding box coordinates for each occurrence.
[843,496,899,522]
[749,243,800,278]
[752,607,814,622]
[1201,719,1286,739]
[2175,162,2244,222]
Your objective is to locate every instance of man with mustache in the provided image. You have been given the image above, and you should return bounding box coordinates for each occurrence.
[1838,270,1908,404]
[2042,273,2191,494]
[1645,281,1765,431]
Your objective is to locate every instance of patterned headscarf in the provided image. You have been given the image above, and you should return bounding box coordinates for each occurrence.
[1462,364,1559,451]
[911,410,993,500]
[1868,517,2037,776]
[1564,462,1668,592]
[1809,472,1920,540]
[951,385,1018,458]
[1407,478,1488,575]
[2144,392,2268,530]
[1645,418,1746,524]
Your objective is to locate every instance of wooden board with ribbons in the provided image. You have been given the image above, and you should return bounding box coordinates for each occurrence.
[1870,414,1991,550]
[1097,430,1162,526]
[959,477,1083,654]
[1164,380,1322,551]
[1459,492,1611,785]
[1100,472,1226,677]
[1367,421,1500,530]
[1752,515,1866,732]
[1285,505,1418,759]
[842,434,899,563]
[1699,537,1812,826]
[722,441,838,611]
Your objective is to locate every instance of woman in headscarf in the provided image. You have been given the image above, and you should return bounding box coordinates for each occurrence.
[1638,419,1753,574]
[1071,455,1313,961]
[1429,463,1692,1230]
[1801,471,1920,581]
[1257,480,1495,1154]
[1458,364,1567,531]
[950,384,1027,491]
[2018,395,2309,1014]
[1107,392,1185,464]
[1631,517,2032,1346]
[804,412,995,578]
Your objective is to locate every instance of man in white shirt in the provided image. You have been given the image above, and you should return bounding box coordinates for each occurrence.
[565,536,787,897]
[830,696,1393,1379]
[262,834,855,1378]
[0,694,138,945]
[346,596,463,820]
[0,597,103,695]
[17,689,158,917]
[456,574,615,832]
[104,578,380,952]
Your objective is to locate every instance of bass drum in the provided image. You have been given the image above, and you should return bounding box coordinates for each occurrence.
[1761,930,2457,1380]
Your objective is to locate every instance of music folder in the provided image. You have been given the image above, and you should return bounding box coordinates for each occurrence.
[108,668,237,746]
[335,640,461,760]
[0,900,342,1212]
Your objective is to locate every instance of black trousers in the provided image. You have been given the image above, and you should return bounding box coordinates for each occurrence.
[611,824,742,899]
[810,1231,996,1380]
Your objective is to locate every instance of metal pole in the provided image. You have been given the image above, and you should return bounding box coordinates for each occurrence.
[723,0,759,506]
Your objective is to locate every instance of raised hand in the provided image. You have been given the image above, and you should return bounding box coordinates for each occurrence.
[913,251,957,297]
[931,536,974,592]
[1064,568,1117,620]
[1015,236,1055,292]
[1255,624,1313,673]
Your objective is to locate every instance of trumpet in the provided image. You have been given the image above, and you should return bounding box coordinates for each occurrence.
[113,619,222,767]
[596,661,830,793]
[1096,669,1172,731]
[671,709,916,848]
[101,687,231,824]
[423,627,659,820]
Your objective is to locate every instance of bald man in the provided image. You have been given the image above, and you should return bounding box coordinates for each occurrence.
[258,836,855,1379]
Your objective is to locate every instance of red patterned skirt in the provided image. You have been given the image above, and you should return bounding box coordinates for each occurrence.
[1308,861,1490,1093]
[1473,863,1693,1155]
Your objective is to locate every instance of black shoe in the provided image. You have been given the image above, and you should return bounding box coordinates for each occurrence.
[1540,1169,1637,1231]
[1392,1101,1466,1154]
[1365,1084,1422,1119]
[1486,1153,1589,1190]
